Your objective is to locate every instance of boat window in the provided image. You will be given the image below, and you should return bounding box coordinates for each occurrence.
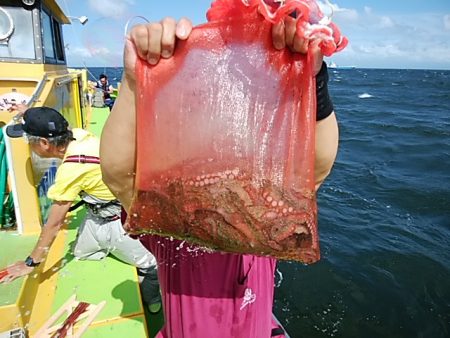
[42,10,55,59]
[0,5,35,59]
[53,18,65,61]
[42,8,65,63]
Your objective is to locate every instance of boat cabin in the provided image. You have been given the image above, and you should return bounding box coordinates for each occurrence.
[0,0,69,67]
[0,0,89,236]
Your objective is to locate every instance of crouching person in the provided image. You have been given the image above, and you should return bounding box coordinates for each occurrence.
[0,107,161,312]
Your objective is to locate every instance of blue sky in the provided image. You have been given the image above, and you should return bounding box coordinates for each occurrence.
[57,0,450,70]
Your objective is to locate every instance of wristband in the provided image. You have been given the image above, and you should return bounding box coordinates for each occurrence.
[315,62,334,121]
[24,256,40,267]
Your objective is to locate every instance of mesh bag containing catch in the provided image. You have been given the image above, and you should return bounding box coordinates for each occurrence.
[127,0,347,263]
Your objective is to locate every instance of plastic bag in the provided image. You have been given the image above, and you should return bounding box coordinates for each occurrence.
[127,0,347,263]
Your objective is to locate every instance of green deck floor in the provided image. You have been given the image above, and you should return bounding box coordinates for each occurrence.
[88,106,110,137]
[47,208,148,337]
[0,232,38,305]
[51,208,143,320]
[82,316,147,338]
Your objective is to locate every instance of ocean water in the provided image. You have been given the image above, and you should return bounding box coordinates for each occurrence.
[88,67,450,337]
[273,68,450,338]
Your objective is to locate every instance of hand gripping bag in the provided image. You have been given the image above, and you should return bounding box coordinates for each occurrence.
[127,0,347,263]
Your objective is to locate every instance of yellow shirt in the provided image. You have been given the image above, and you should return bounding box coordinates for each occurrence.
[47,128,116,202]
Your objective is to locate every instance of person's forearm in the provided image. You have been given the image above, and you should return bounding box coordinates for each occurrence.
[100,77,137,210]
[29,202,70,263]
[29,224,62,263]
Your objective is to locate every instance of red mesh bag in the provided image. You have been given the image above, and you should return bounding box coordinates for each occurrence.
[127,0,347,263]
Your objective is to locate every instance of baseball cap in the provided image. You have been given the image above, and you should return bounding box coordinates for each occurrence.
[6,107,69,138]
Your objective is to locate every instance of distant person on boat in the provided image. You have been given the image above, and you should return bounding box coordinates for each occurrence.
[0,107,161,313]
[94,74,115,110]
[101,14,338,338]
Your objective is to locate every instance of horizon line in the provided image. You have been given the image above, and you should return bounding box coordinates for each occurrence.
[71,65,450,71]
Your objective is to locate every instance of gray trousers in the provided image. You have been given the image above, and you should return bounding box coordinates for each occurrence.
[73,211,161,304]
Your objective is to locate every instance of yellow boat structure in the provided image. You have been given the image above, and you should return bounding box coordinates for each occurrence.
[0,1,160,336]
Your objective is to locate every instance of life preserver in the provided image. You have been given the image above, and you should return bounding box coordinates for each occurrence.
[0,92,30,111]
[0,7,14,42]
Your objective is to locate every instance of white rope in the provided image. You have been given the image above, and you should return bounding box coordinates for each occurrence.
[124,16,150,38]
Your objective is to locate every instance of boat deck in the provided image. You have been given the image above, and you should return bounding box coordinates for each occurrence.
[0,106,163,337]
[27,206,148,337]
[0,232,37,306]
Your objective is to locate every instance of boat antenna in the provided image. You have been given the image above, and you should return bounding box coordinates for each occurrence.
[61,0,91,71]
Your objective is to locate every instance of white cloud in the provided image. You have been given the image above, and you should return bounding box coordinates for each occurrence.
[70,46,111,58]
[326,3,450,68]
[364,6,372,15]
[87,0,134,19]
[340,9,358,22]
[332,6,359,23]
[66,44,123,66]
[444,15,450,30]
[358,43,405,57]
[379,16,394,28]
